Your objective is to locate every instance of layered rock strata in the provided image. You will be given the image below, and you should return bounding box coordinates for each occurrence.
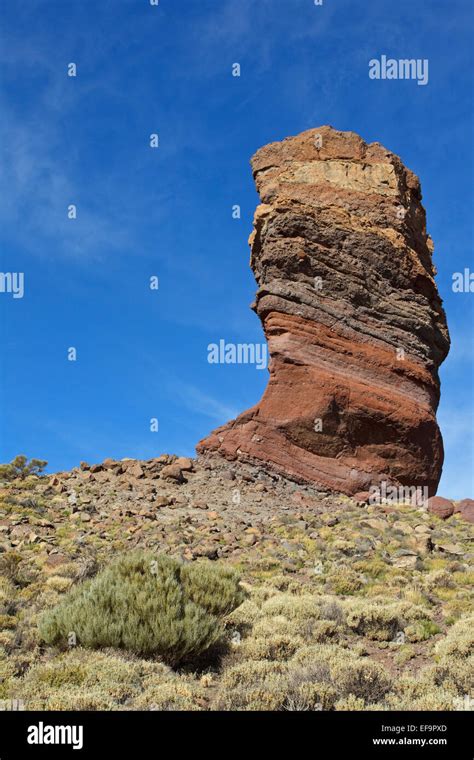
[197,126,450,495]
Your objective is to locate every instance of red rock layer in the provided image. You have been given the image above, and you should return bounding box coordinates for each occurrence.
[197,127,450,495]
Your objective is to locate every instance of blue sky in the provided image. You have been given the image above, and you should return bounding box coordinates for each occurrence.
[0,0,472,498]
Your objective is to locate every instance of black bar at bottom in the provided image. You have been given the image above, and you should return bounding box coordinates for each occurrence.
[0,711,471,758]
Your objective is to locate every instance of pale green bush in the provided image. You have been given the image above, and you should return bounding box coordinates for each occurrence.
[39,553,244,665]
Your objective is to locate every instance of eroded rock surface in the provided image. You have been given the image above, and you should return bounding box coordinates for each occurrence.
[198,126,450,495]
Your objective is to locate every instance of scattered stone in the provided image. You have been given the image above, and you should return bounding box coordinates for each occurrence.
[392,554,420,569]
[435,542,464,556]
[192,500,208,510]
[174,457,194,472]
[160,464,185,483]
[138,508,155,519]
[392,521,413,536]
[155,496,172,508]
[454,498,474,524]
[45,553,69,568]
[192,544,219,560]
[361,518,387,532]
[414,524,432,534]
[413,536,433,555]
[126,463,145,479]
[67,490,78,504]
[295,520,308,531]
[427,497,454,520]
[354,491,371,505]
[155,455,171,465]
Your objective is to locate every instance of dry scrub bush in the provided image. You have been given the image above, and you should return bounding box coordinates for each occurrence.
[11,649,172,709]
[331,660,392,703]
[291,643,391,705]
[428,657,474,696]
[260,594,320,621]
[213,644,392,710]
[292,643,357,668]
[343,599,433,641]
[334,695,366,710]
[386,675,458,711]
[233,592,344,661]
[214,661,288,710]
[327,568,363,595]
[134,679,206,711]
[39,553,244,665]
[259,594,345,629]
[0,552,34,588]
[434,616,474,660]
[259,613,338,642]
[241,633,303,662]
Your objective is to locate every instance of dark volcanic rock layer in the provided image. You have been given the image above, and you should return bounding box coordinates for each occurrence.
[197,126,450,495]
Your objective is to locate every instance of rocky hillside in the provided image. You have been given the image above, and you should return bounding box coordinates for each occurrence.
[0,454,472,711]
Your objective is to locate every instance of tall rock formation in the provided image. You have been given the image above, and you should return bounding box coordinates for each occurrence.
[197,127,450,496]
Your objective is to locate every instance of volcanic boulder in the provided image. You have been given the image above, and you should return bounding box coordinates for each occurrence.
[197,126,450,495]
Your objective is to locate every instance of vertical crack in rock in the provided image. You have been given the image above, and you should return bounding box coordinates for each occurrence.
[197,126,450,496]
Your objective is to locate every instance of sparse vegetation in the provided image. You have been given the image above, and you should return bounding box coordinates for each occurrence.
[1,456,472,711]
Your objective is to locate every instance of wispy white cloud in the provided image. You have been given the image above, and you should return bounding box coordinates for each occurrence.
[0,113,130,262]
[171,380,239,423]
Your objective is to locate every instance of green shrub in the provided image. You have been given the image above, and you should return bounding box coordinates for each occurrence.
[0,455,47,481]
[181,561,244,617]
[39,553,244,666]
[405,619,441,642]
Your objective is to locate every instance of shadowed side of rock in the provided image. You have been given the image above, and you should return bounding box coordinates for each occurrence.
[197,126,450,496]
